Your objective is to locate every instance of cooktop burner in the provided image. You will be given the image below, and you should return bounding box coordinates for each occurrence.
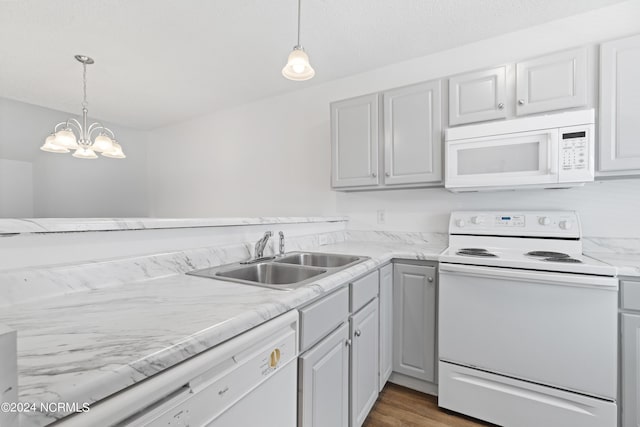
[456,248,498,258]
[543,257,583,264]
[526,251,570,258]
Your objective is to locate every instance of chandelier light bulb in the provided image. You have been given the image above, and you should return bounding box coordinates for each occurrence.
[53,128,79,149]
[102,141,126,159]
[40,134,69,153]
[72,147,98,159]
[92,133,114,153]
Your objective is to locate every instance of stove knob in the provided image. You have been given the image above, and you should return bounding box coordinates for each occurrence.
[456,219,465,228]
[471,216,484,225]
[539,216,551,226]
[559,220,573,230]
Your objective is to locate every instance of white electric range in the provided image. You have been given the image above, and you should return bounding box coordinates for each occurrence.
[438,211,618,427]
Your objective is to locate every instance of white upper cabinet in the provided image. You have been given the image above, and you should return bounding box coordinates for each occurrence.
[331,94,379,188]
[516,47,588,116]
[449,66,507,126]
[599,34,640,174]
[383,81,442,185]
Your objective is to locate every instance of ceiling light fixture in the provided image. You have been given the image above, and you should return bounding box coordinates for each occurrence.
[282,0,315,81]
[40,55,125,159]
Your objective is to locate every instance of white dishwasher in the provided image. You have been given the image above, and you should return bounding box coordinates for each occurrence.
[57,310,298,427]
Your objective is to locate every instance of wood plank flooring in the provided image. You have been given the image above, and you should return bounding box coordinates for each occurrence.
[363,383,496,427]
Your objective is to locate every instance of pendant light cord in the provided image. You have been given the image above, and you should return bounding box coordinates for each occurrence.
[297,0,301,47]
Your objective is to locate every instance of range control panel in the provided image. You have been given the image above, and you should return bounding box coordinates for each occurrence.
[449,211,581,238]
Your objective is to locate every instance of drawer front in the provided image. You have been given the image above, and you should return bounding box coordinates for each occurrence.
[300,287,349,352]
[622,280,640,311]
[350,270,379,313]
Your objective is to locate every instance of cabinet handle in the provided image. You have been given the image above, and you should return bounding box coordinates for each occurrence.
[428,277,434,282]
[354,329,362,337]
[345,339,352,347]
[518,99,525,106]
[498,103,504,110]
[371,173,377,178]
[385,172,390,177]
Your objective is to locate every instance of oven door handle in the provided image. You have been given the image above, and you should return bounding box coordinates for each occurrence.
[439,263,618,290]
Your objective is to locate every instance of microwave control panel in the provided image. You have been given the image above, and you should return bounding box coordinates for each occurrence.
[561,131,588,170]
[558,124,594,182]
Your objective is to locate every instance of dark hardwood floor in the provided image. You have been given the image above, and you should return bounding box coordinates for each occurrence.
[363,383,495,427]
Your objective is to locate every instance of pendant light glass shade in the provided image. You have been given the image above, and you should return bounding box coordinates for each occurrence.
[40,134,70,153]
[282,46,315,81]
[102,141,126,159]
[72,147,98,159]
[92,133,114,153]
[53,128,79,149]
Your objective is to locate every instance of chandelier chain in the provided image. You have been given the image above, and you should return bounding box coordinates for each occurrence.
[82,62,88,109]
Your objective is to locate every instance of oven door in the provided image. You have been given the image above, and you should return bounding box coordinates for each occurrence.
[445,129,559,191]
[438,263,617,400]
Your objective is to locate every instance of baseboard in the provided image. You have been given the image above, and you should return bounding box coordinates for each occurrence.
[388,372,438,396]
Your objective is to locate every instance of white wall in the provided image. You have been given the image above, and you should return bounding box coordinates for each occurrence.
[0,97,149,217]
[147,1,640,237]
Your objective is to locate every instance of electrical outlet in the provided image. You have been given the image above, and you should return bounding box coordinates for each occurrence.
[377,209,386,224]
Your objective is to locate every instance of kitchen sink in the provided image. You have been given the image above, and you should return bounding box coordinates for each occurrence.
[274,252,361,268]
[217,263,326,285]
[187,251,368,290]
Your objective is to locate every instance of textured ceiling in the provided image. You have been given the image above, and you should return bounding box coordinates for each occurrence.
[0,0,627,129]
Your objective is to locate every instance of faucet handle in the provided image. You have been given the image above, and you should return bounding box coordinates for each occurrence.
[278,231,285,255]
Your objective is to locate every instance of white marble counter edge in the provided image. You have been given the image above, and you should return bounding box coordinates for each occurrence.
[17,245,443,424]
[0,216,349,235]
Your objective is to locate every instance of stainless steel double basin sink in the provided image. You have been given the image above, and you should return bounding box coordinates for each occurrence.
[187,252,368,290]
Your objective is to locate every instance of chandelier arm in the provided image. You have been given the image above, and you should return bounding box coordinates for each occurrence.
[53,122,70,132]
[65,119,83,134]
[87,123,113,140]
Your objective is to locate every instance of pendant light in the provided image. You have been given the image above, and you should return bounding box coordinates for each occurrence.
[282,0,315,81]
[40,55,125,159]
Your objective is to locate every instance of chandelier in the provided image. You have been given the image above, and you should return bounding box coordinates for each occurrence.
[282,0,315,81]
[40,55,125,159]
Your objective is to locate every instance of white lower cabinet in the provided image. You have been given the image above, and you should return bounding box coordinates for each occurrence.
[622,279,640,427]
[378,264,393,391]
[350,298,380,427]
[299,322,350,427]
[393,263,437,383]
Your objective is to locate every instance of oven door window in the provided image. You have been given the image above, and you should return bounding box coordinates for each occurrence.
[446,130,558,188]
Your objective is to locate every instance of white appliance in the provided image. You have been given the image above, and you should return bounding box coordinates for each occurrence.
[57,310,298,427]
[438,211,618,427]
[444,109,595,192]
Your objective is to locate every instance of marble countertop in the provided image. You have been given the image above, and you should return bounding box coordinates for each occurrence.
[586,252,640,278]
[0,216,349,235]
[0,241,445,426]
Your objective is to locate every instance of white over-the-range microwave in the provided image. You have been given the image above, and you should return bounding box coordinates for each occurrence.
[444,109,595,192]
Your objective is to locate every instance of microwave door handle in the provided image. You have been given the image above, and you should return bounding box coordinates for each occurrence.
[548,131,559,176]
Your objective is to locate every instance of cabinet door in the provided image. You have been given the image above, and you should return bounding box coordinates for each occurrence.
[383,81,442,185]
[299,322,349,427]
[516,47,587,116]
[378,264,393,391]
[622,313,640,427]
[331,94,380,188]
[350,299,379,427]
[600,34,640,173]
[393,263,436,382]
[449,66,507,126]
